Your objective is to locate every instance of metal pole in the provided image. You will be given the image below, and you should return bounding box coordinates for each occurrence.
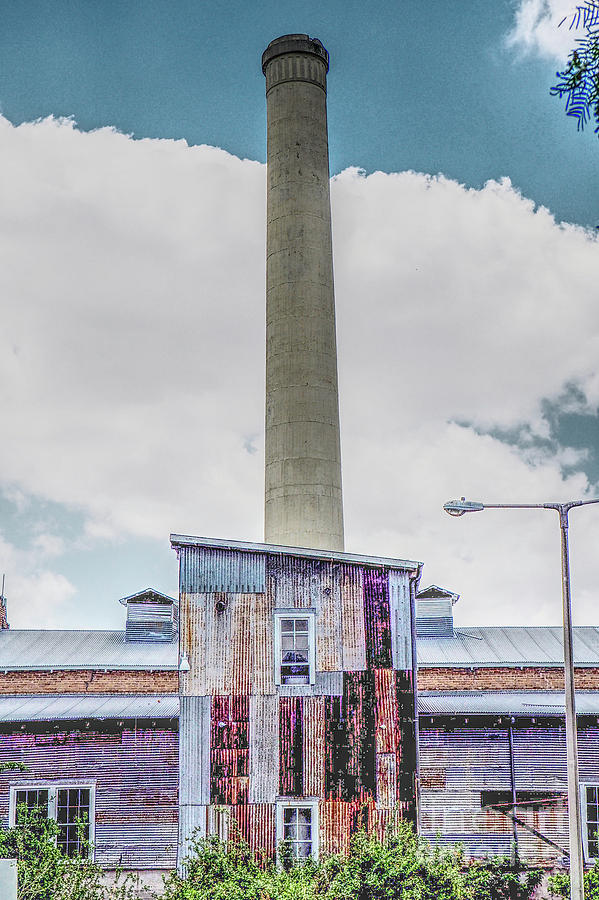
[508,722,519,867]
[558,505,585,900]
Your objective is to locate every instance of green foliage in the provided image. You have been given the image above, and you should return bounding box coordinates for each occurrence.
[551,2,599,135]
[462,857,543,900]
[549,860,599,898]
[163,823,542,900]
[0,806,144,900]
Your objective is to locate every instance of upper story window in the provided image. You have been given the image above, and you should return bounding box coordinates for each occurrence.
[10,784,94,858]
[274,611,316,686]
[583,784,599,861]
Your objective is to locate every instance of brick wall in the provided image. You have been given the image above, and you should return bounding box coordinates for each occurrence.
[0,670,178,694]
[418,666,599,691]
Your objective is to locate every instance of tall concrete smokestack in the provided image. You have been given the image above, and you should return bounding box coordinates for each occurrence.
[262,34,344,552]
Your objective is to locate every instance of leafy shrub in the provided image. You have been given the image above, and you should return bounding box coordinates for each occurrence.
[0,806,143,900]
[163,822,542,900]
[549,861,599,898]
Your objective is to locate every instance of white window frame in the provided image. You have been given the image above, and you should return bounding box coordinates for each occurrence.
[276,798,319,861]
[581,782,599,862]
[274,610,316,686]
[9,782,96,858]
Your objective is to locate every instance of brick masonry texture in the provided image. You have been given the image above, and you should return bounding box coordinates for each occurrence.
[418,666,599,691]
[0,670,178,693]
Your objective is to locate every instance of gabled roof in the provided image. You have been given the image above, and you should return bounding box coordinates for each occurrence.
[0,630,178,671]
[417,585,460,604]
[118,589,177,607]
[417,626,599,667]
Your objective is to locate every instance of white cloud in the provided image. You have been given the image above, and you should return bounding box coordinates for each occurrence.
[1,115,598,628]
[506,0,587,60]
[0,534,75,628]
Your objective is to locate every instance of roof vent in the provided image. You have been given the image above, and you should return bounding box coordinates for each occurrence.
[416,585,459,638]
[120,589,178,643]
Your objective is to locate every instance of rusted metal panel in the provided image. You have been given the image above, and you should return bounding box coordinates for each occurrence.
[180,592,206,696]
[320,800,352,856]
[210,696,249,805]
[267,554,326,610]
[230,802,276,857]
[279,696,303,796]
[344,671,376,798]
[339,564,366,671]
[376,753,397,809]
[230,594,254,695]
[205,594,233,695]
[389,570,412,669]
[374,668,398,754]
[303,696,325,797]
[0,721,178,869]
[316,563,343,672]
[249,695,279,803]
[251,590,275,695]
[179,546,265,594]
[363,569,392,669]
[395,669,417,815]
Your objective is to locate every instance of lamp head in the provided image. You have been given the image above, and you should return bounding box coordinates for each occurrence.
[444,497,485,517]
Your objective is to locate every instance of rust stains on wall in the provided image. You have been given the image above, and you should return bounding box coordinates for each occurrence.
[363,569,392,670]
[210,696,249,805]
[279,696,303,796]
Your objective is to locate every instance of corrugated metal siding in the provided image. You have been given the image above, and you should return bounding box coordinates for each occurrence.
[340,564,366,671]
[317,564,343,672]
[279,697,303,796]
[230,594,254,695]
[251,590,275,695]
[179,546,265,594]
[180,593,206,695]
[363,569,392,669]
[389,570,412,669]
[178,695,210,862]
[0,722,178,869]
[210,696,249,805]
[417,626,599,667]
[230,803,276,857]
[205,595,233,695]
[249,695,279,803]
[416,722,592,863]
[303,696,325,798]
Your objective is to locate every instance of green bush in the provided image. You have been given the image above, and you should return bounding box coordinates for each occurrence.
[549,861,599,898]
[163,823,543,900]
[0,806,143,900]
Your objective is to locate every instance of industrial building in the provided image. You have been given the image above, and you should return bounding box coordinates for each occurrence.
[1,32,597,880]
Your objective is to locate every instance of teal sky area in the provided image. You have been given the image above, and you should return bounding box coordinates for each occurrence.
[1,0,597,226]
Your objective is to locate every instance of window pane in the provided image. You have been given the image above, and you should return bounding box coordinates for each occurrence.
[281,620,295,633]
[297,842,312,858]
[298,808,312,824]
[283,807,297,823]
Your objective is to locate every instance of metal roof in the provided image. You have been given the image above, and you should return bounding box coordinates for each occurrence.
[0,694,179,722]
[0,630,178,671]
[171,533,422,572]
[417,626,599,667]
[419,691,599,716]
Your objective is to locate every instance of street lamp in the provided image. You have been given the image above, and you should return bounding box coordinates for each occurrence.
[443,496,599,900]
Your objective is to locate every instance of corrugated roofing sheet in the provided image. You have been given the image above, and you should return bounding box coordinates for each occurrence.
[0,630,178,670]
[0,694,179,721]
[417,626,599,666]
[171,533,422,572]
[419,691,599,715]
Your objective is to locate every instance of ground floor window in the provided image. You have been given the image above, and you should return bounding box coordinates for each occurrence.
[276,799,318,861]
[583,784,599,861]
[10,784,94,857]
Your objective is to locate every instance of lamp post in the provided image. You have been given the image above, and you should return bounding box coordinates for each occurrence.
[443,496,599,900]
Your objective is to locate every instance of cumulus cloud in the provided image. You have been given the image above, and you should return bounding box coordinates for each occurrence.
[506,0,587,60]
[1,115,598,627]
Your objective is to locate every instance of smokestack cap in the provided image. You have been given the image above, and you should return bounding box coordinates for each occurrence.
[262,34,329,75]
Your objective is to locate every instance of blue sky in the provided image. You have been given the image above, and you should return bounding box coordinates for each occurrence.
[1,0,598,630]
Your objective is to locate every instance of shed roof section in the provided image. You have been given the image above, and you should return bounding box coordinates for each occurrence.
[417,626,599,667]
[0,630,178,671]
[170,533,422,572]
[0,694,179,722]
[419,690,599,716]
